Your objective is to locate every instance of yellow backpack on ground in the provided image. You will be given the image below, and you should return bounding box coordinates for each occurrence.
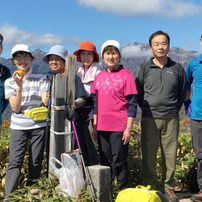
[116,185,162,202]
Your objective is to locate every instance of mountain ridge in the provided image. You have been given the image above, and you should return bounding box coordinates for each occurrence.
[1,42,200,120]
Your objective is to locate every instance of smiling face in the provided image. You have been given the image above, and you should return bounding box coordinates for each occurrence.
[48,54,65,74]
[103,47,120,71]
[79,50,94,69]
[12,52,32,73]
[150,34,169,59]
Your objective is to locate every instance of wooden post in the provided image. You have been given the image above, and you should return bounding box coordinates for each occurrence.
[48,54,76,173]
[65,54,76,107]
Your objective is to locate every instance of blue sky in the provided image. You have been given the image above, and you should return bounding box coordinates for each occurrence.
[0,0,201,59]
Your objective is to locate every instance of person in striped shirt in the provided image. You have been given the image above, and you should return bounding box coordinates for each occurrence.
[4,44,49,199]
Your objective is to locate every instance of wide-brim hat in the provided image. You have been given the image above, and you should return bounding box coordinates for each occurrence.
[73,41,99,62]
[101,40,121,57]
[11,44,33,57]
[43,45,68,63]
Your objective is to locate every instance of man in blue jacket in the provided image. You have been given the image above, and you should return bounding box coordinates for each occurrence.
[0,34,11,137]
[185,34,202,201]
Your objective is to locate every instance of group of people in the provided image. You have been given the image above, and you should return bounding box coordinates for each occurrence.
[0,31,202,202]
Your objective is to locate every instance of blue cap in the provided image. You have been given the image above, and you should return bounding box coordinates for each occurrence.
[43,45,68,63]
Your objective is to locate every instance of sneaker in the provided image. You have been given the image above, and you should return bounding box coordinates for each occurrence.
[190,191,202,201]
[164,189,179,202]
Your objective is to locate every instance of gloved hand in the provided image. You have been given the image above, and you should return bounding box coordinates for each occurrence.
[184,100,192,118]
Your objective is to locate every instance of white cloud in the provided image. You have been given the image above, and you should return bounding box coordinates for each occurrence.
[122,44,152,58]
[77,0,201,17]
[0,24,82,48]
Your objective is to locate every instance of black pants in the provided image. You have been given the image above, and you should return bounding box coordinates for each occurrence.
[74,112,99,166]
[190,119,202,191]
[78,120,100,166]
[97,131,129,189]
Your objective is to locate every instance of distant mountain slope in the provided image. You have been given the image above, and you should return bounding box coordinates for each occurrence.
[1,42,200,121]
[120,42,199,74]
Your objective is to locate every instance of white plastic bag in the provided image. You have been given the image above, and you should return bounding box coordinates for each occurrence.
[66,149,83,177]
[49,153,84,198]
[61,153,84,196]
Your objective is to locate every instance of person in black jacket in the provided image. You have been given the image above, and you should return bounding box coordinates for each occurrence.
[0,34,11,137]
[135,30,185,202]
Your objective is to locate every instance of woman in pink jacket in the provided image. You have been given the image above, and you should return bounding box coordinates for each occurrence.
[91,40,137,190]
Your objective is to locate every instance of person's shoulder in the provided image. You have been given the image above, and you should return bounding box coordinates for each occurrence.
[96,69,106,76]
[0,64,11,80]
[168,58,184,70]
[188,55,201,67]
[138,59,152,69]
[5,76,14,85]
[92,62,100,68]
[30,73,48,80]
[0,63,9,70]
[135,59,152,74]
[121,67,134,75]
[0,63,11,74]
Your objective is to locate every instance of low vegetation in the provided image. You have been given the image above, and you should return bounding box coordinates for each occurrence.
[0,114,195,201]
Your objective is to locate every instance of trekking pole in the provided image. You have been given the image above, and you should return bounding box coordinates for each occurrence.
[71,120,96,202]
[43,73,53,176]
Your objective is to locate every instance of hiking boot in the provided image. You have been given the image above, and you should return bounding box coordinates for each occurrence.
[164,189,179,202]
[190,191,202,201]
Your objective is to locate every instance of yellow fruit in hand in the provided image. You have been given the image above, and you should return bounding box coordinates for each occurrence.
[17,70,24,77]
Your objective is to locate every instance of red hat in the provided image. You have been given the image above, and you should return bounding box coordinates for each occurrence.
[74,41,99,62]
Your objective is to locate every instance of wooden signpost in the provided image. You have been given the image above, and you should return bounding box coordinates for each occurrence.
[48,54,76,170]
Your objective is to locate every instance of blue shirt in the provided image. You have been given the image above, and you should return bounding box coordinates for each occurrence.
[185,54,202,120]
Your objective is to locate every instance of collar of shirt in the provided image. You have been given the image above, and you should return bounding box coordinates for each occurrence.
[105,64,124,72]
[23,68,32,80]
[150,57,172,68]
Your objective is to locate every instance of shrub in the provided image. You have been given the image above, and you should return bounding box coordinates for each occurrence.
[0,117,196,201]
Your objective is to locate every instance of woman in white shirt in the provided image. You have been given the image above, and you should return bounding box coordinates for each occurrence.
[73,41,100,166]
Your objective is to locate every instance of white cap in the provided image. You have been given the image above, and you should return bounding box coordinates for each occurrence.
[11,44,32,57]
[101,40,121,57]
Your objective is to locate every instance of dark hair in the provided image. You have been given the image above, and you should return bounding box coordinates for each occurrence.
[12,51,34,59]
[102,45,121,58]
[149,30,170,47]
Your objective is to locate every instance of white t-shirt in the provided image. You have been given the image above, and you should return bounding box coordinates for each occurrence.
[5,69,49,130]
